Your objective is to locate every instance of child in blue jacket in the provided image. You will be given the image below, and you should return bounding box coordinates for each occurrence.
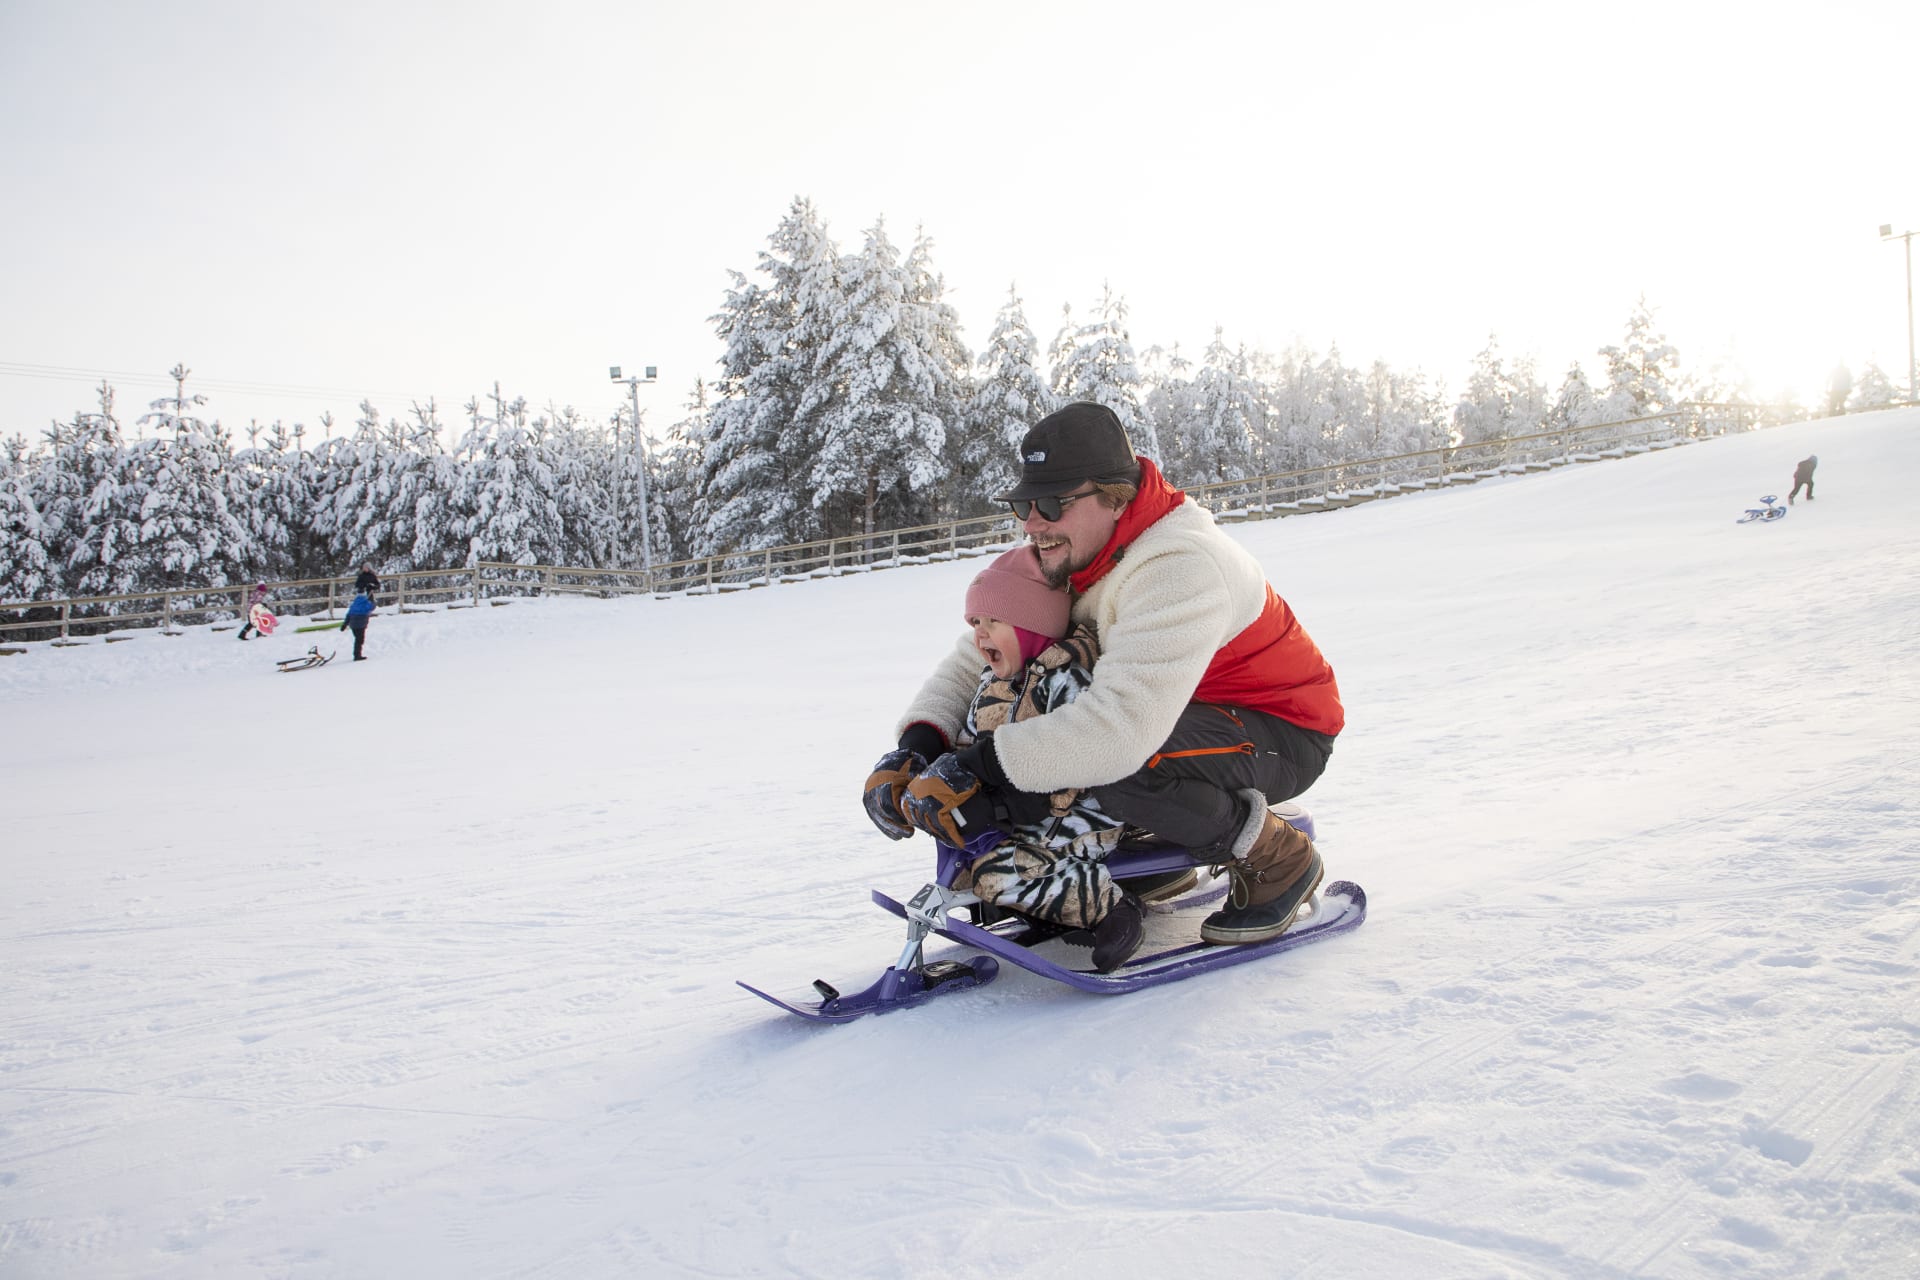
[341,591,374,661]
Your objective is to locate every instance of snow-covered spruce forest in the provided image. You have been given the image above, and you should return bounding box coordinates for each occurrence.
[2,197,1904,606]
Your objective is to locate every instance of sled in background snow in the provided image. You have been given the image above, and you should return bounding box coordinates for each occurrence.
[276,646,334,672]
[1737,494,1788,523]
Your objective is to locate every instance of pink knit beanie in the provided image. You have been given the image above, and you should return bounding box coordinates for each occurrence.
[964,547,1069,641]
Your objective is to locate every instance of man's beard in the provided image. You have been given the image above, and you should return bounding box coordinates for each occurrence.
[1038,550,1075,591]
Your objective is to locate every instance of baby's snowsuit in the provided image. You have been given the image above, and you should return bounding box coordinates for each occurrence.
[953,625,1125,927]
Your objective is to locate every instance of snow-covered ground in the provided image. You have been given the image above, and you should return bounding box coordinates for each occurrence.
[4,410,1917,1279]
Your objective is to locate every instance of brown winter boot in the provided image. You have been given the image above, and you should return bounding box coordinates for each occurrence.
[1200,797,1325,945]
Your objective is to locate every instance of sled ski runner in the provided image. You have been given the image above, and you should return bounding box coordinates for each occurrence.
[276,646,334,672]
[739,804,1366,1022]
[875,879,1365,995]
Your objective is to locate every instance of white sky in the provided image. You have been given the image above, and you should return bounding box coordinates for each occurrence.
[3,0,1916,442]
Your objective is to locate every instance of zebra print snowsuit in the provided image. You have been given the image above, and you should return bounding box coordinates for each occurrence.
[953,624,1125,927]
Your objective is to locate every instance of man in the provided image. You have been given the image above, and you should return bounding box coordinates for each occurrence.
[865,401,1343,964]
[1789,455,1817,504]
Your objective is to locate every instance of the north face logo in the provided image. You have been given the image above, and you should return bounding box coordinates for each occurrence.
[1025,450,1047,463]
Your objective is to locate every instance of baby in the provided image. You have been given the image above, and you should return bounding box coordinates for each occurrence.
[947,546,1139,969]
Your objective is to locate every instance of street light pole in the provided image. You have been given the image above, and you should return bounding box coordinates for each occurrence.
[608,364,659,578]
[1882,224,1916,403]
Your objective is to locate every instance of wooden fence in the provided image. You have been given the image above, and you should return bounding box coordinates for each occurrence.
[474,401,1786,600]
[0,400,1797,650]
[0,569,478,646]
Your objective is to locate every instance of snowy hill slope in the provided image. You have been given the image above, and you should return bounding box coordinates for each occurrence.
[4,410,1918,1279]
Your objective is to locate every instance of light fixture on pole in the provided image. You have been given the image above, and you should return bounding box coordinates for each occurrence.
[609,364,659,577]
[1881,224,1916,403]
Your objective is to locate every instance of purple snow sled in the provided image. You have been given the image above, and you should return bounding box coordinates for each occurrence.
[739,802,1366,1023]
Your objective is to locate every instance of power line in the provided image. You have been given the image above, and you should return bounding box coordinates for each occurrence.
[0,360,431,406]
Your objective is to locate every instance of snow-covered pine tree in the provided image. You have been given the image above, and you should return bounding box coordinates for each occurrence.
[1344,358,1443,462]
[65,431,151,601]
[1546,363,1608,433]
[902,226,973,508]
[957,286,1054,514]
[1138,342,1191,481]
[336,399,403,570]
[32,383,126,596]
[452,385,567,567]
[531,403,595,568]
[1173,329,1261,484]
[126,416,251,591]
[302,412,357,569]
[231,425,294,581]
[382,401,460,573]
[697,197,843,554]
[1597,297,1681,421]
[1257,341,1343,473]
[649,380,712,566]
[809,218,954,539]
[1453,336,1514,447]
[1847,361,1898,412]
[67,366,248,597]
[1677,351,1753,413]
[1049,284,1161,461]
[0,438,52,603]
[1508,355,1547,439]
[1316,346,1371,464]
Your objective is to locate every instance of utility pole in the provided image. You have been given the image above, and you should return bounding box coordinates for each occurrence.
[608,365,659,577]
[1881,224,1916,402]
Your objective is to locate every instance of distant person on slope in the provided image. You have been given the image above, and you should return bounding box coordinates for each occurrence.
[868,546,1144,971]
[341,589,374,661]
[865,402,1343,949]
[1826,366,1852,417]
[353,561,381,599]
[1789,455,1817,504]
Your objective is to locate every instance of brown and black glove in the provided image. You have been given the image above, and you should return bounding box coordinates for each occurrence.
[901,752,1001,847]
[861,723,948,840]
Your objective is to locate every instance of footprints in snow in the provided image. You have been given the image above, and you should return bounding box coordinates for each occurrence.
[278,1139,390,1179]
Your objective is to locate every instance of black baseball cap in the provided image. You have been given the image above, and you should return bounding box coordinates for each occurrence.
[995,402,1143,502]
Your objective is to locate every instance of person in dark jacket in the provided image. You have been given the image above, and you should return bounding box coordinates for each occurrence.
[353,562,381,598]
[341,590,374,661]
[1789,455,1817,504]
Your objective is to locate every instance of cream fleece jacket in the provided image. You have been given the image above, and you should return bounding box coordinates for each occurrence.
[897,499,1271,793]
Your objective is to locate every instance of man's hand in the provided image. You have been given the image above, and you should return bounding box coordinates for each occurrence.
[901,753,997,847]
[862,748,924,840]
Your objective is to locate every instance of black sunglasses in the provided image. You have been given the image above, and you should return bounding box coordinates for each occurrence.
[1006,488,1098,522]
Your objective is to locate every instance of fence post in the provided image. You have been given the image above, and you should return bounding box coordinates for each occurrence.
[164,591,174,633]
[60,601,70,641]
[764,548,773,584]
[471,564,480,606]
